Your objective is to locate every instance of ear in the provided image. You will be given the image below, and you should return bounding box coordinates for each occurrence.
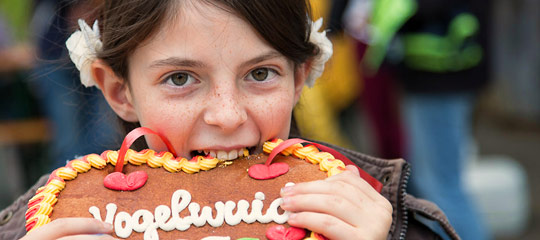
[293,60,313,104]
[91,60,139,122]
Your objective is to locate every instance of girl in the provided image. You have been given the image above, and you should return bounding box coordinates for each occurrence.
[1,1,458,239]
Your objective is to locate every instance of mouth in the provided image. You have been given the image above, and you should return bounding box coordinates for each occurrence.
[189,146,256,161]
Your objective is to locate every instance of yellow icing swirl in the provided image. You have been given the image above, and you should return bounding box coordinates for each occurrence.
[319,158,345,172]
[327,165,346,177]
[147,151,173,168]
[29,192,57,206]
[37,179,65,195]
[39,186,60,195]
[56,167,77,180]
[71,159,91,173]
[26,214,50,232]
[263,139,283,154]
[48,178,66,190]
[281,143,303,156]
[304,231,325,240]
[199,157,219,171]
[105,151,128,166]
[305,151,335,165]
[292,145,319,160]
[182,158,201,174]
[26,202,53,217]
[128,149,150,165]
[86,154,107,169]
[163,158,182,173]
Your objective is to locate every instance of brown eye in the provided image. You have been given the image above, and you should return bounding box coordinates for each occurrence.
[166,72,192,86]
[251,68,268,81]
[248,68,277,82]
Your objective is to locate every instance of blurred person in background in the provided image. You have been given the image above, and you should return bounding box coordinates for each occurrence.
[31,0,121,168]
[397,1,491,239]
[332,0,492,239]
[329,0,408,160]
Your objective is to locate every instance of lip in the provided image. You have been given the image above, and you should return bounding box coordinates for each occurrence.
[196,145,251,152]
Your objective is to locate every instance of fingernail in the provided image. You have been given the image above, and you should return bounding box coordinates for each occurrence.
[102,222,113,231]
[288,213,297,221]
[281,197,291,207]
[281,186,293,195]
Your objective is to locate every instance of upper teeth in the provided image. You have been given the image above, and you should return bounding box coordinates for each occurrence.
[201,148,248,161]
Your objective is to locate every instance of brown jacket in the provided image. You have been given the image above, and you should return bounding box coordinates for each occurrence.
[0,143,460,240]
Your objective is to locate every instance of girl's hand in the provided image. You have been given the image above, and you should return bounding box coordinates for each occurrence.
[21,218,116,240]
[280,165,393,240]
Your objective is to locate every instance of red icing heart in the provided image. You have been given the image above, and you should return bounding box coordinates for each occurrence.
[104,171,148,191]
[266,225,306,240]
[248,162,289,180]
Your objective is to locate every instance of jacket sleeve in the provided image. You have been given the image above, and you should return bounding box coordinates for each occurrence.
[0,174,49,240]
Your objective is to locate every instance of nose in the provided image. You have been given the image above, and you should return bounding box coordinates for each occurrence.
[203,86,248,132]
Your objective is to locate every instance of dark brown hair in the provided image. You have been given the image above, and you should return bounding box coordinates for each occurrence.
[96,0,317,80]
[94,0,317,136]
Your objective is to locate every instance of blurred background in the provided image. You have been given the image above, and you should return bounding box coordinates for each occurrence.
[0,0,538,239]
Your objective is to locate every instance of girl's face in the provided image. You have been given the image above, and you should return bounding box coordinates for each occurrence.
[121,3,307,159]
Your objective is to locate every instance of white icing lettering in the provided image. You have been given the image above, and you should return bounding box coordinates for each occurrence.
[268,198,289,224]
[224,201,241,225]
[114,211,133,238]
[143,223,159,240]
[171,190,191,231]
[154,205,175,231]
[205,202,225,227]
[245,193,264,223]
[188,203,204,227]
[88,206,102,221]
[88,185,291,240]
[131,209,153,232]
[105,203,117,224]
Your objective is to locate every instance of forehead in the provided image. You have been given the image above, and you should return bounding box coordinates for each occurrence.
[133,1,277,65]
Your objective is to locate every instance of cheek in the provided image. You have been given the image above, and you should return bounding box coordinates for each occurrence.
[249,89,295,140]
[134,99,198,152]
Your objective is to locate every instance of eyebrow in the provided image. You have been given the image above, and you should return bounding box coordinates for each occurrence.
[239,50,284,69]
[149,57,206,69]
[148,50,284,70]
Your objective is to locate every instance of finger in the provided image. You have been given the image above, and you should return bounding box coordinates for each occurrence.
[283,169,375,201]
[345,164,360,175]
[24,218,112,239]
[57,234,117,240]
[282,174,378,208]
[329,170,391,213]
[281,193,365,227]
[287,211,357,240]
[281,176,392,217]
[326,167,385,202]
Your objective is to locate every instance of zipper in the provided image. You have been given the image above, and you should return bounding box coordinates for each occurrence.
[398,163,411,240]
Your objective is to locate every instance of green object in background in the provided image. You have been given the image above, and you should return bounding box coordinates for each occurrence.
[402,13,483,72]
[0,0,32,41]
[364,0,417,73]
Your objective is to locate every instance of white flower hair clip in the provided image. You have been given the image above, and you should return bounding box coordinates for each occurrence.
[306,18,333,87]
[66,19,103,88]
